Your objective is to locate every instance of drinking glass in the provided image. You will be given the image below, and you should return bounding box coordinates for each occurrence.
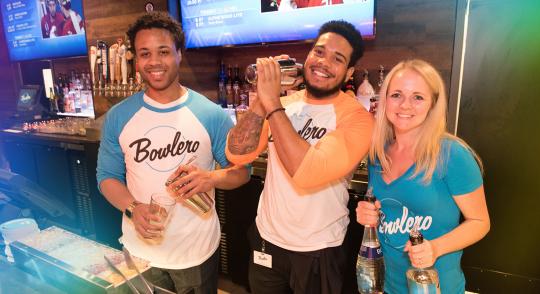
[148,192,176,243]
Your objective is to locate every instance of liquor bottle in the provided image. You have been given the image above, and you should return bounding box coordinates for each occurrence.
[248,82,257,107]
[48,87,59,113]
[64,86,72,113]
[81,72,93,113]
[235,84,249,123]
[232,64,242,106]
[356,69,375,112]
[226,64,233,106]
[74,72,82,113]
[406,226,441,294]
[342,75,356,95]
[55,75,65,113]
[356,187,385,294]
[369,65,385,114]
[377,65,385,90]
[218,60,227,107]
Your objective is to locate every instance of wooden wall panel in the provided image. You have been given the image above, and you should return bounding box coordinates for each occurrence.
[83,0,169,47]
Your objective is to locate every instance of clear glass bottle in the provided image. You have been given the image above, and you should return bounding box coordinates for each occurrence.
[232,64,242,106]
[342,75,356,94]
[356,69,375,112]
[226,64,234,106]
[48,87,59,113]
[377,65,385,90]
[406,225,441,294]
[235,84,249,123]
[356,187,385,294]
[218,60,227,107]
[245,58,303,86]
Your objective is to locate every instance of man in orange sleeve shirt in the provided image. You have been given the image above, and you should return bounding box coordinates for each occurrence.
[226,20,373,294]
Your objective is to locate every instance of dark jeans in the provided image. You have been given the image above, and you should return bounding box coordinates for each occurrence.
[247,224,346,294]
[149,249,219,294]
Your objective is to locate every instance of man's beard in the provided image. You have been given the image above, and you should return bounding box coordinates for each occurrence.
[304,73,347,99]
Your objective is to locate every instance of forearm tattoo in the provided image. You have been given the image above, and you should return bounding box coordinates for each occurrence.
[228,111,264,155]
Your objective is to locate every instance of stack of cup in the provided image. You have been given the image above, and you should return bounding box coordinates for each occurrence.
[0,218,40,262]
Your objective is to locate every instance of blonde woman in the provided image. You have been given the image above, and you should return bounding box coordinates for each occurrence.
[356,59,490,293]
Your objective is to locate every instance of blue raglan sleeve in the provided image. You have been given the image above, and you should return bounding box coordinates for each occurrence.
[444,140,483,196]
[96,110,127,191]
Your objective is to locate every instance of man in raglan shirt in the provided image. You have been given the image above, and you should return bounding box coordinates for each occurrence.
[96,12,249,293]
[226,20,374,293]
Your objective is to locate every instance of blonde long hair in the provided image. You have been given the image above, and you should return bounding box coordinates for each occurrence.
[369,59,483,183]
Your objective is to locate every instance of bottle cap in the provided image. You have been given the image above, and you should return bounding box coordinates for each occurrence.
[364,187,376,203]
[409,223,424,245]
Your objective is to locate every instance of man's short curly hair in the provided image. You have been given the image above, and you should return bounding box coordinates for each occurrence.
[126,11,185,53]
[315,20,364,68]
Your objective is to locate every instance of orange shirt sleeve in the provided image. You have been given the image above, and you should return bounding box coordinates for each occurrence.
[292,99,374,189]
[226,120,269,165]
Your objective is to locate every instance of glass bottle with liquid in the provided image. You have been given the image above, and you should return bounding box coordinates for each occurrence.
[232,64,242,106]
[406,226,441,294]
[235,84,250,123]
[356,69,375,112]
[356,187,385,294]
[218,60,227,107]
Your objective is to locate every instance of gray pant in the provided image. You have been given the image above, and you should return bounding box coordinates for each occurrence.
[148,249,219,294]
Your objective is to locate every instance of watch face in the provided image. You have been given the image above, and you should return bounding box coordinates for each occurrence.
[145,2,154,12]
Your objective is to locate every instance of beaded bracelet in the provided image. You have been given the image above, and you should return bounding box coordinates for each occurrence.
[265,107,286,120]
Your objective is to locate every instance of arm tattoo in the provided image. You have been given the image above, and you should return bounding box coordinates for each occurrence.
[228,111,264,155]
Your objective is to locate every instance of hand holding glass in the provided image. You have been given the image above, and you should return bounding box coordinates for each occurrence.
[148,193,176,243]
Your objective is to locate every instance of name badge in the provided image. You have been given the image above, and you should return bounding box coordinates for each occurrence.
[253,250,272,268]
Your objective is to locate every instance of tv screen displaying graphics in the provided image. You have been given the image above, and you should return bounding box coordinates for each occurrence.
[1,0,87,61]
[180,0,375,49]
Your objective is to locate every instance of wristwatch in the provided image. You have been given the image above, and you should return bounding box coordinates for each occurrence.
[124,200,142,219]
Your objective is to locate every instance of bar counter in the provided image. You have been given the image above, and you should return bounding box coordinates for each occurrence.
[0,257,66,294]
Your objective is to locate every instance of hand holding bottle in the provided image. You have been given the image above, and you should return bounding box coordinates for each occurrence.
[356,188,385,293]
[356,199,382,227]
[405,226,441,293]
[404,237,438,268]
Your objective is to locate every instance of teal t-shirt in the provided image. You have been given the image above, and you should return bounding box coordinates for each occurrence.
[368,139,483,294]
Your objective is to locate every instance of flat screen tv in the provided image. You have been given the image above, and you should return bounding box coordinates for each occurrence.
[0,0,87,61]
[180,0,375,49]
